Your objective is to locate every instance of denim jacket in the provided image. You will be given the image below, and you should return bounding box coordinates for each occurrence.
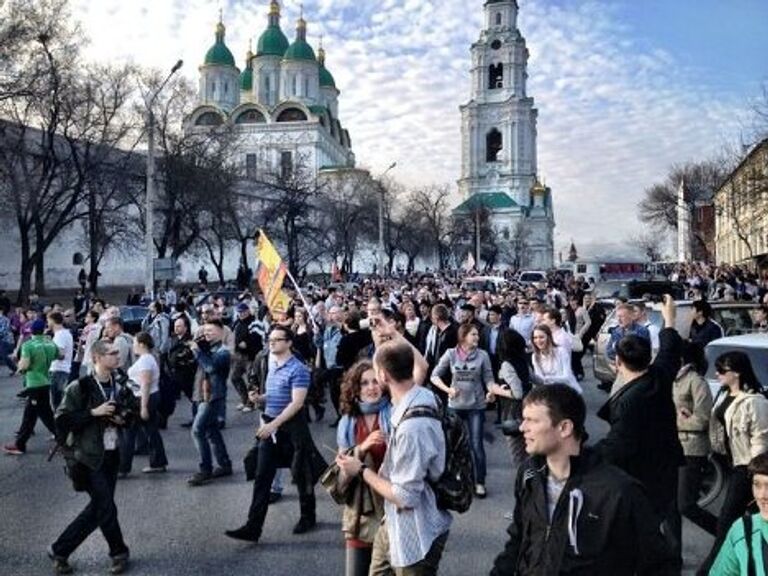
[606,322,650,361]
[195,342,230,401]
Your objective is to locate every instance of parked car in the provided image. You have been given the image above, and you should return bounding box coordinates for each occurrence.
[593,279,685,301]
[593,301,758,386]
[695,334,768,508]
[517,270,547,285]
[460,276,509,294]
[119,306,148,335]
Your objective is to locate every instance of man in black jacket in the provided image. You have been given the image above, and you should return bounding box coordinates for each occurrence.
[231,303,262,413]
[596,294,685,570]
[490,385,675,576]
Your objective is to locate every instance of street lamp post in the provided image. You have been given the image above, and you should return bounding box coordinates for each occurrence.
[144,59,183,299]
[377,162,397,277]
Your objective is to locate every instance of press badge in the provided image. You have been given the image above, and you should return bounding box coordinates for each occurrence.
[103,427,118,450]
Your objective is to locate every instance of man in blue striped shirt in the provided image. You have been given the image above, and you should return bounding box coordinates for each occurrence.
[226,325,319,542]
[338,339,452,574]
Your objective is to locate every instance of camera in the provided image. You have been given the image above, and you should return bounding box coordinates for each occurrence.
[111,369,140,427]
[500,418,523,437]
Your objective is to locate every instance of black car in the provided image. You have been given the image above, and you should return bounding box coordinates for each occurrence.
[119,306,148,335]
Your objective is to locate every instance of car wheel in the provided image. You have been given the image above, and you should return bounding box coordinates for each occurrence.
[697,455,726,508]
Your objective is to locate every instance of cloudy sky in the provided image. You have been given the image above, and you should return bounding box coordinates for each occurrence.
[70,0,768,259]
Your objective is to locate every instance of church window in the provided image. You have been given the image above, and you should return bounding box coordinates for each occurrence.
[277,108,308,122]
[195,111,223,126]
[280,151,293,180]
[245,154,257,179]
[305,77,310,97]
[486,129,502,162]
[293,76,298,95]
[235,109,266,124]
[495,12,502,26]
[489,63,503,89]
[224,82,228,94]
[491,39,502,50]
[503,227,510,240]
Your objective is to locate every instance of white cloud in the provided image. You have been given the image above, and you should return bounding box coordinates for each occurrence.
[70,0,753,258]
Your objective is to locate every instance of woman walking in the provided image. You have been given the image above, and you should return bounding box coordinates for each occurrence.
[119,332,168,476]
[699,351,768,574]
[431,323,495,498]
[530,324,582,393]
[336,360,391,576]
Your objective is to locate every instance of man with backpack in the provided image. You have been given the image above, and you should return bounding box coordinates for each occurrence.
[337,339,452,575]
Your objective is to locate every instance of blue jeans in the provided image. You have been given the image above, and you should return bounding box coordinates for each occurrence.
[192,399,231,474]
[452,408,486,484]
[49,370,71,411]
[0,340,17,373]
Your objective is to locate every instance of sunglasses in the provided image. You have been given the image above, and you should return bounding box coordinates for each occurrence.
[715,367,732,375]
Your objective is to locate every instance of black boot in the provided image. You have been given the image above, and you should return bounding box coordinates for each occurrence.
[292,516,316,534]
[225,525,260,542]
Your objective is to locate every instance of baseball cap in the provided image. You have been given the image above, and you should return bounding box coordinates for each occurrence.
[236,303,250,313]
[31,319,47,334]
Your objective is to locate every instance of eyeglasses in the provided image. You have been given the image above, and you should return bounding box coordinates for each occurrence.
[103,350,120,356]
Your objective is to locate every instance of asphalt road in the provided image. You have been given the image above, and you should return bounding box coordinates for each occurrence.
[0,362,715,575]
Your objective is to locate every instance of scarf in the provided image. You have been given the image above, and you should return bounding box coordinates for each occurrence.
[338,401,393,451]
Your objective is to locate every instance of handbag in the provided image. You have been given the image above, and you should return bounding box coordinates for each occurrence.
[319,447,357,506]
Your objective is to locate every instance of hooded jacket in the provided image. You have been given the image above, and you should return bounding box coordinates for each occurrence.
[489,448,677,576]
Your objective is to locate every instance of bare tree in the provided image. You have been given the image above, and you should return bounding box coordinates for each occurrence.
[320,169,377,275]
[407,185,452,269]
[629,228,667,262]
[638,160,726,232]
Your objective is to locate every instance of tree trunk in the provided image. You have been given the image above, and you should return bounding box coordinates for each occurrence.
[17,235,33,305]
[33,244,46,296]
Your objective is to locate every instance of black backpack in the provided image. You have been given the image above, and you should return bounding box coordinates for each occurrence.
[400,400,475,513]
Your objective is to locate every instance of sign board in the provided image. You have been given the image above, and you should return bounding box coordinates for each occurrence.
[153,258,178,282]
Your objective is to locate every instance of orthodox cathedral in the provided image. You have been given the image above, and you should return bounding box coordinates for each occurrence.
[185,0,355,179]
[456,0,554,270]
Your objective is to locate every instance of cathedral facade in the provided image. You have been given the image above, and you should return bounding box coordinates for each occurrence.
[185,0,355,179]
[456,0,554,270]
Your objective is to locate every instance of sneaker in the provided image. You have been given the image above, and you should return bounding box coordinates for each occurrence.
[187,472,213,486]
[503,510,515,521]
[225,525,260,543]
[110,552,130,575]
[47,546,73,575]
[240,405,253,414]
[268,491,282,504]
[475,484,487,499]
[236,403,245,411]
[211,466,233,478]
[292,516,316,534]
[141,466,167,474]
[3,443,25,456]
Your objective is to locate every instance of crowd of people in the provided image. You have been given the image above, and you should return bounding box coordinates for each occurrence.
[2,263,768,575]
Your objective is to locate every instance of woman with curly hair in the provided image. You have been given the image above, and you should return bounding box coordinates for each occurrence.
[336,360,392,576]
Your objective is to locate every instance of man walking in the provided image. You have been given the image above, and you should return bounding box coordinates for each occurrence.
[337,339,452,575]
[489,385,675,575]
[48,311,74,410]
[49,339,130,575]
[187,319,233,486]
[226,325,324,542]
[596,295,685,571]
[231,302,261,413]
[4,319,58,455]
[509,299,535,352]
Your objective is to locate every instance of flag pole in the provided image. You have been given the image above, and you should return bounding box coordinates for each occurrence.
[283,265,319,333]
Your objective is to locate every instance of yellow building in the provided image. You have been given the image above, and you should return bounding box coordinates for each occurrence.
[714,138,768,266]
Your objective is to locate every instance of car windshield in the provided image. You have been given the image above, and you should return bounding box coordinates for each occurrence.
[519,273,543,282]
[705,343,768,389]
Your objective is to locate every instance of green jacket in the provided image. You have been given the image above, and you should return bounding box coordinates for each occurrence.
[711,513,768,575]
[55,376,108,471]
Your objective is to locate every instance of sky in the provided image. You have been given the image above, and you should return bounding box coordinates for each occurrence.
[69,0,768,260]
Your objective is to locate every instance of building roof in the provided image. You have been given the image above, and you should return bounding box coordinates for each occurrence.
[454,192,519,213]
[256,25,290,57]
[284,37,316,61]
[317,47,336,88]
[204,22,236,67]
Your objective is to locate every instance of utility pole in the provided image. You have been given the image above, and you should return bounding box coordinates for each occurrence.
[144,59,183,298]
[377,161,397,277]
